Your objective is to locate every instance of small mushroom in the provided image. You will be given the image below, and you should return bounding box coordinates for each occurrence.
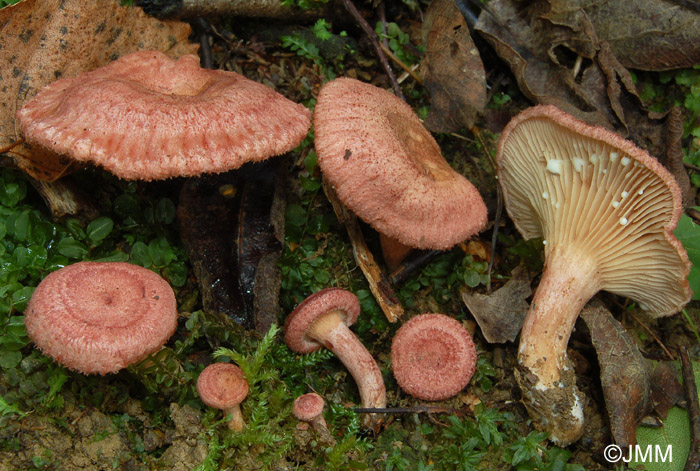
[24,261,178,375]
[196,363,249,431]
[313,77,487,269]
[391,314,477,401]
[496,105,692,444]
[16,51,311,180]
[293,393,335,444]
[284,288,386,427]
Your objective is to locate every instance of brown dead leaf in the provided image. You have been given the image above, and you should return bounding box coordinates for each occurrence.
[545,0,700,72]
[474,0,674,164]
[581,303,652,447]
[421,0,487,133]
[461,265,531,343]
[649,360,685,420]
[0,0,198,181]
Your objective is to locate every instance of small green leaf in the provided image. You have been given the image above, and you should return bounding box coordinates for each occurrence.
[57,238,88,259]
[87,217,114,242]
[674,213,700,299]
[155,198,176,224]
[286,204,307,227]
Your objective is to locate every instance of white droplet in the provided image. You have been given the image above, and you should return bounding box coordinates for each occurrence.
[610,151,619,162]
[619,217,628,225]
[572,158,585,172]
[621,191,629,199]
[555,202,561,209]
[542,191,549,199]
[542,240,548,245]
[546,160,564,175]
[620,157,631,166]
[639,303,649,311]
[602,168,608,174]
[638,189,644,195]
[612,200,620,208]
[589,154,599,164]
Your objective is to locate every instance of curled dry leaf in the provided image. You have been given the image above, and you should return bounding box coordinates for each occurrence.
[0,0,198,181]
[545,0,700,72]
[580,303,652,447]
[421,0,487,133]
[460,265,531,344]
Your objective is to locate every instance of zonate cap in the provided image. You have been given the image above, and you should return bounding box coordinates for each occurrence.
[17,51,311,180]
[391,313,477,401]
[24,261,178,374]
[314,77,487,250]
[496,105,691,315]
[196,363,249,410]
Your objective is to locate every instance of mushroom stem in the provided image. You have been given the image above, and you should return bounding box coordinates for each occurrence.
[515,246,600,445]
[307,310,387,414]
[379,233,414,271]
[224,404,245,431]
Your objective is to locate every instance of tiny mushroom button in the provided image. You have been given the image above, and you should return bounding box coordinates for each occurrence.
[391,313,477,401]
[24,261,178,375]
[313,77,487,269]
[496,105,692,445]
[196,363,249,431]
[284,288,386,428]
[16,51,312,180]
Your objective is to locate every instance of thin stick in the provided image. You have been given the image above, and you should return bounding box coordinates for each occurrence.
[0,138,24,154]
[628,311,676,360]
[688,207,700,225]
[341,0,405,101]
[354,405,471,416]
[322,179,404,323]
[388,250,442,286]
[378,41,424,85]
[680,346,700,471]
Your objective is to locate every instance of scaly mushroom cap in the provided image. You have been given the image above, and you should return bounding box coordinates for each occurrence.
[196,363,249,410]
[497,105,691,315]
[391,313,477,401]
[292,392,326,422]
[24,261,178,375]
[314,77,487,250]
[284,287,360,353]
[16,51,312,180]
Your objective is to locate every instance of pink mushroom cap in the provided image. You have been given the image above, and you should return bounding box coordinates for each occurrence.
[292,392,326,422]
[196,363,249,411]
[284,287,360,354]
[313,77,487,250]
[391,313,477,401]
[24,261,178,375]
[16,50,312,180]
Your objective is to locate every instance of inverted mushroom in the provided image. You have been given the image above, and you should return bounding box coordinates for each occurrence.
[24,261,178,375]
[284,288,386,428]
[496,105,691,444]
[391,313,477,401]
[313,77,487,269]
[16,50,311,180]
[197,363,249,431]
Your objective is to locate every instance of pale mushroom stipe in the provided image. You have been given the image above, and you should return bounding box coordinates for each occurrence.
[284,288,386,428]
[197,363,249,431]
[313,77,487,269]
[16,51,311,180]
[24,261,178,375]
[496,105,691,445]
[391,313,477,401]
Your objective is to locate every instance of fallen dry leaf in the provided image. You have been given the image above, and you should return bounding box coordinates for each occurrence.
[649,360,685,420]
[421,0,487,133]
[0,0,198,181]
[581,303,652,447]
[545,0,700,71]
[461,264,531,344]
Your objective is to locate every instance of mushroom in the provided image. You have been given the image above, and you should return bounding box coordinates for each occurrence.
[284,288,386,427]
[196,362,249,431]
[313,77,487,269]
[16,50,311,180]
[496,105,692,444]
[292,393,335,444]
[24,261,178,375]
[391,314,477,401]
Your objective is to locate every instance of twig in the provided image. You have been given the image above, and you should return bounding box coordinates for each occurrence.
[628,310,676,360]
[684,161,700,173]
[687,207,700,225]
[194,17,214,70]
[388,250,442,286]
[341,0,405,101]
[378,42,424,85]
[0,138,23,154]
[680,346,700,471]
[322,179,404,323]
[354,405,472,416]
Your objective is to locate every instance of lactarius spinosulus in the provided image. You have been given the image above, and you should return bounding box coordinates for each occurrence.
[284,288,386,428]
[496,105,691,445]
